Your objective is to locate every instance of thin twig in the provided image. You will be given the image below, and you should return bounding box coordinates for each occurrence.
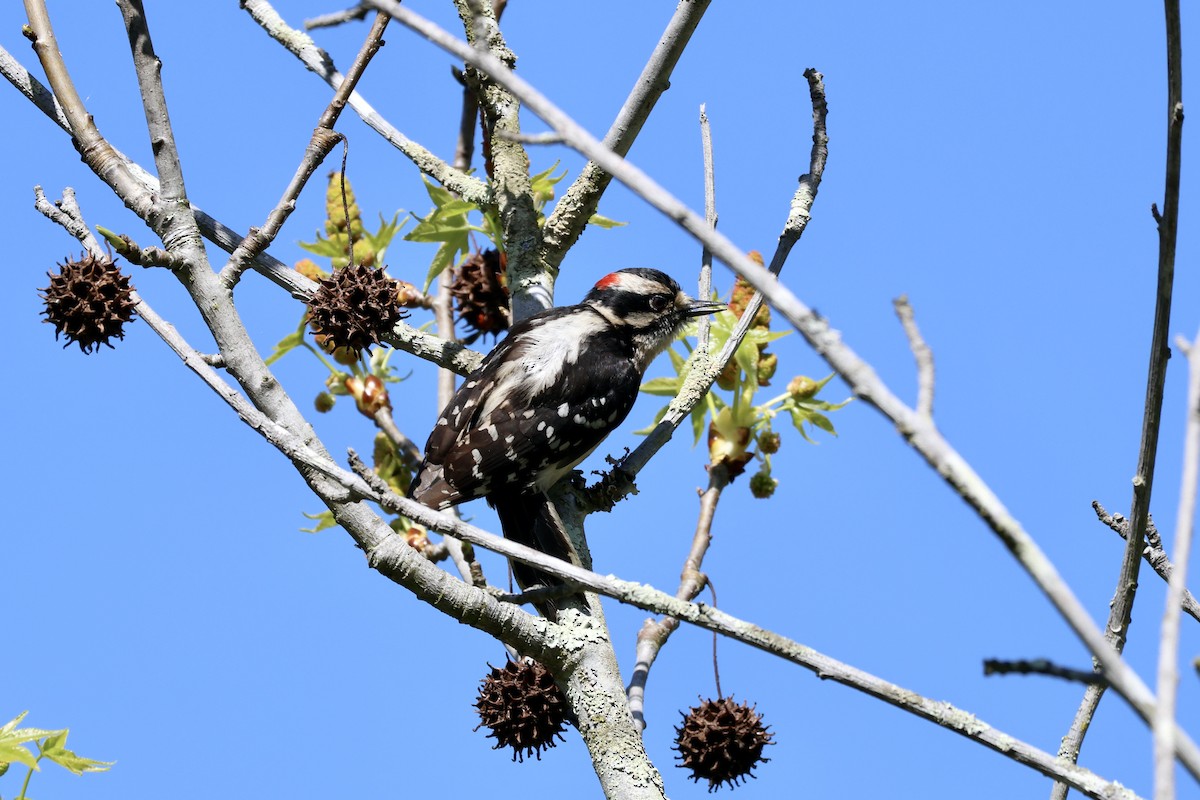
[1093,502,1200,623]
[305,3,371,30]
[221,11,389,286]
[983,659,1108,686]
[697,103,717,351]
[496,130,564,145]
[365,5,1199,773]
[241,0,488,205]
[628,463,729,728]
[893,294,935,418]
[1155,332,1200,800]
[1053,2,1186,793]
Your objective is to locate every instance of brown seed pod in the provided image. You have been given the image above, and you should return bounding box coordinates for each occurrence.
[674,696,774,791]
[451,249,510,344]
[307,262,405,354]
[40,253,138,354]
[474,659,569,762]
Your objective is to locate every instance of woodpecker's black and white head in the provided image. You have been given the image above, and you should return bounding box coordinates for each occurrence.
[582,268,724,372]
[409,268,724,511]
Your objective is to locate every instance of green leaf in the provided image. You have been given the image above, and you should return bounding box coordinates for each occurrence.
[299,236,352,259]
[363,212,408,264]
[0,739,39,771]
[422,176,457,208]
[666,346,686,373]
[300,511,338,534]
[423,241,460,293]
[807,411,837,435]
[40,730,113,776]
[265,325,308,367]
[587,213,627,229]
[640,376,683,396]
[633,404,670,435]
[0,713,57,772]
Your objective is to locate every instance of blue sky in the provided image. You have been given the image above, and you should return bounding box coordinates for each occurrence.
[3,2,1198,798]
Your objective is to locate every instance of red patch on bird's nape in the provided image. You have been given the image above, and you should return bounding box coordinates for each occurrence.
[593,272,624,291]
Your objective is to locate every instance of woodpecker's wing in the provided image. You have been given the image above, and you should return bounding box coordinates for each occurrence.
[410,308,640,508]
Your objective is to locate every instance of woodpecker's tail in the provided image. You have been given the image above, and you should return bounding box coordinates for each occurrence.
[490,492,577,611]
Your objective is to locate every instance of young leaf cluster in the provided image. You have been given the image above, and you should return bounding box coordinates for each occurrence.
[0,712,111,799]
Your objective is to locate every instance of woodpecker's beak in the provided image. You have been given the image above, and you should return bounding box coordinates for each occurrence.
[683,298,728,318]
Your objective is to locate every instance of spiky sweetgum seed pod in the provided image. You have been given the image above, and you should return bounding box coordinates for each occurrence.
[474,659,568,762]
[451,249,510,342]
[675,696,774,791]
[307,262,405,354]
[40,253,138,354]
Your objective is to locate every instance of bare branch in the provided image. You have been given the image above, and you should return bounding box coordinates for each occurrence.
[538,0,712,274]
[697,103,717,351]
[1055,3,1186,793]
[1093,502,1200,623]
[893,294,935,418]
[628,463,729,728]
[1155,331,1200,800]
[221,11,389,286]
[117,0,201,255]
[21,1,161,229]
[305,3,371,30]
[365,4,1199,773]
[983,659,1107,686]
[241,0,488,205]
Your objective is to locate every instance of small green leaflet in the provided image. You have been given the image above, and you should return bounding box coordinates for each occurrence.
[39,730,114,775]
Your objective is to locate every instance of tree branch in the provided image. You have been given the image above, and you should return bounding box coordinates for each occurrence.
[1093,502,1200,623]
[117,0,202,255]
[1155,332,1200,800]
[1053,2,1185,793]
[452,0,544,319]
[893,294,935,418]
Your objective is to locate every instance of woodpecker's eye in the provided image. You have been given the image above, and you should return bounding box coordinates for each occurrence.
[649,294,670,313]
